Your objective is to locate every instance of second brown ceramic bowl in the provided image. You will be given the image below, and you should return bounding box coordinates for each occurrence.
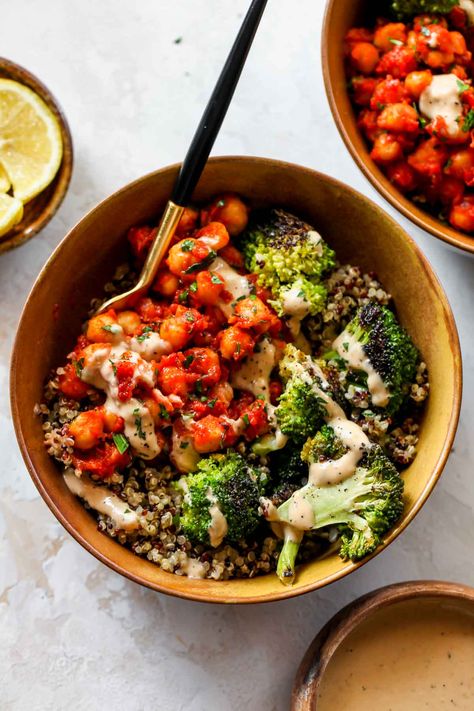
[322,0,474,255]
[0,57,73,253]
[10,157,462,603]
[292,580,474,709]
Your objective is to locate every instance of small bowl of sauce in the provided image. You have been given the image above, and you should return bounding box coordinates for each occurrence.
[292,581,474,711]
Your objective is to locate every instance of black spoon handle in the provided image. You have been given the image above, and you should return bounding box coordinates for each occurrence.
[171,0,268,206]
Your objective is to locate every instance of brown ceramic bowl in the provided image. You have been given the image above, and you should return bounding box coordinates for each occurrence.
[322,0,474,256]
[292,580,474,709]
[10,157,462,603]
[0,57,73,253]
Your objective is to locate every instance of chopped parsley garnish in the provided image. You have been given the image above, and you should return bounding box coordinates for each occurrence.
[178,289,189,304]
[421,26,430,37]
[136,326,153,342]
[112,433,129,454]
[109,359,117,376]
[216,199,225,208]
[181,239,195,252]
[208,398,217,408]
[457,79,470,94]
[74,358,84,376]
[102,324,121,334]
[195,380,203,395]
[242,414,250,427]
[389,37,403,46]
[189,281,198,293]
[210,274,223,285]
[183,354,194,368]
[184,249,217,274]
[462,109,474,132]
[134,415,147,440]
[159,405,170,420]
[185,312,196,322]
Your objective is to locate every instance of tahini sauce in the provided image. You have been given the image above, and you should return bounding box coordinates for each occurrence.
[460,0,474,25]
[64,471,139,531]
[419,73,463,137]
[317,599,474,711]
[333,330,390,408]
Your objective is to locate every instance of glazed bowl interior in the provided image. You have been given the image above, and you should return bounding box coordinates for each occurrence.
[322,0,474,255]
[11,157,461,603]
[0,57,73,253]
[292,580,474,709]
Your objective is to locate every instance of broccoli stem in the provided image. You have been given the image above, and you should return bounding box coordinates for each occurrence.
[276,528,302,585]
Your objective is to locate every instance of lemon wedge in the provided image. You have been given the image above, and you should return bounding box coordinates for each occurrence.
[0,193,23,237]
[0,79,63,204]
[0,163,10,193]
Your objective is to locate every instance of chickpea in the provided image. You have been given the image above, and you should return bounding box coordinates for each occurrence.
[69,410,104,450]
[116,310,142,336]
[219,326,255,361]
[192,415,226,453]
[370,133,403,164]
[176,206,199,236]
[86,311,121,344]
[210,381,234,407]
[201,194,249,236]
[101,409,124,433]
[350,42,379,75]
[377,103,419,133]
[158,366,194,398]
[374,23,407,53]
[231,296,277,334]
[160,316,192,349]
[194,270,225,305]
[405,70,432,99]
[195,221,230,251]
[153,269,179,297]
[445,148,474,180]
[166,239,197,276]
[58,363,90,400]
[450,31,467,56]
[81,343,112,370]
[449,197,474,232]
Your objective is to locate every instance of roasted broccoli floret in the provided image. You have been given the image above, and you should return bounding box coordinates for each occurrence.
[275,436,404,584]
[275,344,331,441]
[178,451,268,546]
[239,209,335,318]
[301,424,348,463]
[390,0,458,18]
[335,302,418,415]
[268,441,308,506]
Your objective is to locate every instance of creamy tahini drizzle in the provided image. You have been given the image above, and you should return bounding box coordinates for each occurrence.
[64,471,139,531]
[170,421,201,473]
[333,330,390,408]
[280,283,312,337]
[206,488,228,547]
[80,332,171,460]
[419,73,463,137]
[209,256,251,317]
[231,339,288,449]
[460,0,474,24]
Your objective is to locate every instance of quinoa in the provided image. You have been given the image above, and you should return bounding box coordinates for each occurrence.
[38,251,428,580]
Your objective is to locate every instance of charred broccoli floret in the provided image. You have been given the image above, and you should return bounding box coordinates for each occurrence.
[301,424,348,463]
[239,209,335,318]
[178,451,268,546]
[268,441,308,506]
[391,0,458,18]
[275,433,404,584]
[275,344,331,441]
[334,302,418,415]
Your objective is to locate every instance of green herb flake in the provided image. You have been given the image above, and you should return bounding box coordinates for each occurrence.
[134,415,146,440]
[343,342,349,352]
[457,79,470,94]
[185,312,196,323]
[242,414,250,427]
[109,359,118,376]
[462,109,474,132]
[421,26,430,37]
[181,239,195,252]
[74,358,85,377]
[216,199,225,208]
[112,433,129,454]
[184,249,217,274]
[136,326,153,342]
[189,281,198,293]
[195,380,203,395]
[183,354,194,368]
[159,405,170,420]
[208,398,217,408]
[102,324,121,334]
[180,441,189,449]
[389,37,403,46]
[211,274,223,285]
[178,289,189,304]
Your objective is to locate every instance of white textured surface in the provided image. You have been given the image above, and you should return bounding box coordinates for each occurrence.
[0,1,473,709]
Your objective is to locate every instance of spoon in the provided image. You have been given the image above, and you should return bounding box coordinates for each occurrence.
[97,0,268,314]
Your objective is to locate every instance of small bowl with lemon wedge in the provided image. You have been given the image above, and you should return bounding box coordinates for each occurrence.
[0,57,73,253]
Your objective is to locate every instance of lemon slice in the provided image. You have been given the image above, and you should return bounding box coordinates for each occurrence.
[0,163,10,193]
[0,193,23,237]
[0,79,63,203]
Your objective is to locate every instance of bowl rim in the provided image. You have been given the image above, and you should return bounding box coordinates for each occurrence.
[321,0,474,256]
[10,155,463,603]
[291,579,474,709]
[0,56,73,253]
